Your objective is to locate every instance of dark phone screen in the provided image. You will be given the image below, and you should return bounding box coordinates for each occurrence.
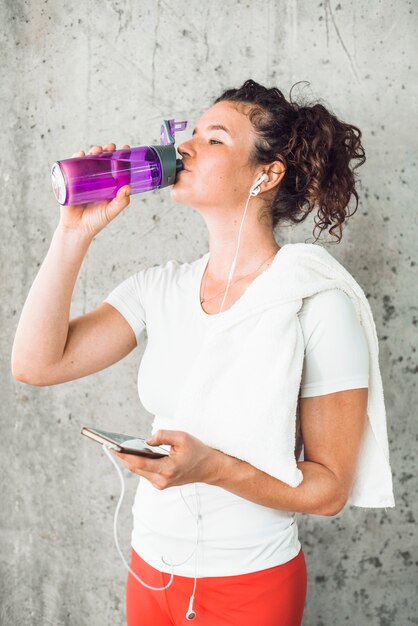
[87,428,170,457]
[91,428,144,446]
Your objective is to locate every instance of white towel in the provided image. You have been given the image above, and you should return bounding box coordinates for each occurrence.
[172,242,395,509]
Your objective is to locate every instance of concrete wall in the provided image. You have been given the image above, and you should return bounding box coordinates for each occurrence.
[2,0,417,624]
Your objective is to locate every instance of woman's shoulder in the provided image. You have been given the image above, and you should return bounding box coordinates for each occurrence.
[127,254,205,298]
[139,254,204,280]
[298,287,355,316]
[297,287,367,355]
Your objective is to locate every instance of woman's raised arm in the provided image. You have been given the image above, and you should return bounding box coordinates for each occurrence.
[11,143,134,385]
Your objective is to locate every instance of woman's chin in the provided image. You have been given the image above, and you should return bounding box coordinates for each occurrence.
[170,189,203,213]
[169,185,181,203]
[170,185,191,205]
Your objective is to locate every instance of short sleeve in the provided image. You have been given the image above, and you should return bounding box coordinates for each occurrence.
[103,270,147,345]
[298,288,369,398]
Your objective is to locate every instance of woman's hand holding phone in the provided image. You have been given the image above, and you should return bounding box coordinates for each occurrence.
[111,429,223,490]
[59,143,132,241]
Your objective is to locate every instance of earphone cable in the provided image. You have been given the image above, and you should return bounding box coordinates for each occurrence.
[101,444,201,591]
[101,443,177,591]
[219,189,254,313]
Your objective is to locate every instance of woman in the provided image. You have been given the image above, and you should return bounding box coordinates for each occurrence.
[12,79,373,625]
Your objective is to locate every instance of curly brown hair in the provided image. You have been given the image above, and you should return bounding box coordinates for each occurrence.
[213,79,366,244]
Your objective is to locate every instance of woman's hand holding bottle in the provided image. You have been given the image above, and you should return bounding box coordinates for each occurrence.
[58,143,132,240]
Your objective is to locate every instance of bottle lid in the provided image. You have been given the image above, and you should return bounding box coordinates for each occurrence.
[154,119,188,188]
[160,119,188,145]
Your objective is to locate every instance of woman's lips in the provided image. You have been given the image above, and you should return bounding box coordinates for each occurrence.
[175,169,190,182]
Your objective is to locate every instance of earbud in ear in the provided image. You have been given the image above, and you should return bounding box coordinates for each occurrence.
[249,173,269,197]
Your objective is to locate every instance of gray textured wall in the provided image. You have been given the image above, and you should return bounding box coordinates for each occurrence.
[2,1,417,624]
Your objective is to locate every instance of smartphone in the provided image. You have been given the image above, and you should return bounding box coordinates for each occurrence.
[81,427,170,458]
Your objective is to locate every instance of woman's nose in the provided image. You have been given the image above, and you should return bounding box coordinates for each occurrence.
[177,143,191,158]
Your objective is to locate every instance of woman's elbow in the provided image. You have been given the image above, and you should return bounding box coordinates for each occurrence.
[11,363,48,387]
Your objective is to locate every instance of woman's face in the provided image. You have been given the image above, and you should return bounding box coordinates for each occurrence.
[170,101,262,219]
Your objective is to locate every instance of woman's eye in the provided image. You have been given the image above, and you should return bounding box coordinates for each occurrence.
[209,139,222,144]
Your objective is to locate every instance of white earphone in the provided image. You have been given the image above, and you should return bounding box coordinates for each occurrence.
[249,172,269,196]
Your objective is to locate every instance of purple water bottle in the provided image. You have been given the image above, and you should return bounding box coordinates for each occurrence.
[50,119,187,206]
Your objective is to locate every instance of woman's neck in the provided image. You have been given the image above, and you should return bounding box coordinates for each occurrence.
[205,239,280,283]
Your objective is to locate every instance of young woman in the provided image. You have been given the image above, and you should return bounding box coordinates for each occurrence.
[12,80,371,625]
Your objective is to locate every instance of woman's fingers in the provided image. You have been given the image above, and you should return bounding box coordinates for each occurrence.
[101,143,131,151]
[88,145,104,155]
[70,144,130,159]
[101,183,131,225]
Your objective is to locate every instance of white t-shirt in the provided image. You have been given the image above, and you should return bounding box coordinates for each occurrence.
[104,251,369,577]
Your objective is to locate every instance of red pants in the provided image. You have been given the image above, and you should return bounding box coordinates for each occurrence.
[126,546,307,625]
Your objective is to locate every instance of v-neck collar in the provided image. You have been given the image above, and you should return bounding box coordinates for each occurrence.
[195,244,293,322]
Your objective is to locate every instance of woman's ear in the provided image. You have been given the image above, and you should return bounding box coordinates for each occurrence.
[265,160,286,191]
